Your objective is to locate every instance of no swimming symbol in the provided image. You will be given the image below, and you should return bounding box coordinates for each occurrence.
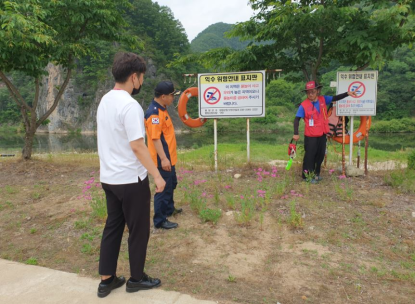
[203,87,221,105]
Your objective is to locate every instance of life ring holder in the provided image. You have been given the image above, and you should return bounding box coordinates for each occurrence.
[178,87,207,128]
[327,107,371,144]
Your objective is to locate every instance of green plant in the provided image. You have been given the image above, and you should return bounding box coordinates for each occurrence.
[303,170,315,182]
[30,228,37,234]
[289,201,303,229]
[32,192,41,200]
[74,218,91,230]
[90,192,107,219]
[5,185,16,194]
[81,243,94,255]
[408,150,415,170]
[25,257,38,265]
[234,196,255,226]
[199,208,222,224]
[227,275,237,283]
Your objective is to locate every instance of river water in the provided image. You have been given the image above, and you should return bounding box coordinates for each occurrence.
[1,132,414,155]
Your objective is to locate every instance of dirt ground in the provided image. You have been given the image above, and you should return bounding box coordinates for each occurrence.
[0,156,414,304]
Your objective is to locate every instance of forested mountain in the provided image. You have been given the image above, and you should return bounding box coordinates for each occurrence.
[190,23,250,53]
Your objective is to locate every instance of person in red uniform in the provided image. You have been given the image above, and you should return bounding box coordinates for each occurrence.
[292,81,357,183]
[145,81,182,229]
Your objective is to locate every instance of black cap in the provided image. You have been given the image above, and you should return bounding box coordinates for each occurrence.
[154,81,181,96]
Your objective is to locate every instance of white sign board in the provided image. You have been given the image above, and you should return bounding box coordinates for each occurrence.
[198,71,265,118]
[336,71,378,116]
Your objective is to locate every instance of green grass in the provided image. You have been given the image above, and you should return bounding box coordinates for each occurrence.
[25,257,38,265]
[178,142,412,168]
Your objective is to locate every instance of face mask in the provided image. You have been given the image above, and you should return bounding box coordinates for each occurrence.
[131,76,142,96]
[131,85,141,96]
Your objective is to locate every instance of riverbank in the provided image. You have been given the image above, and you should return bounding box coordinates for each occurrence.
[0,153,414,303]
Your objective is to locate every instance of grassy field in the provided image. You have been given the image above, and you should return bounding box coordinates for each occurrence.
[0,146,414,303]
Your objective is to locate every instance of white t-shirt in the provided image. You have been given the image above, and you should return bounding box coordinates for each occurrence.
[97,89,148,184]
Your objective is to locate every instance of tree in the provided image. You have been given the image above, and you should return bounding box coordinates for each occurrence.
[0,0,136,159]
[172,0,415,81]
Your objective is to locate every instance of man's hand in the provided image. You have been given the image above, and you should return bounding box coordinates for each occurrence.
[154,175,166,193]
[347,91,358,98]
[161,158,171,171]
[293,135,300,141]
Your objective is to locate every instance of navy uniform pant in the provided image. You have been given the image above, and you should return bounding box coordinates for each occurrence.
[302,135,327,179]
[153,165,177,228]
[99,176,150,281]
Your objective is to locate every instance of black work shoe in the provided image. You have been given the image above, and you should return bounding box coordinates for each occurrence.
[126,273,161,293]
[97,275,126,298]
[167,208,183,217]
[158,220,178,229]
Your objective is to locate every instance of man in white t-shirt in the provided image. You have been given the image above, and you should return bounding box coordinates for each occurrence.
[96,52,166,298]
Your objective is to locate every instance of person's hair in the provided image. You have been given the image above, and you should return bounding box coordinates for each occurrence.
[112,52,146,83]
[154,92,163,98]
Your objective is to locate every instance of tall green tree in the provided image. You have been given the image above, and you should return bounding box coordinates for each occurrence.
[0,0,137,159]
[172,0,415,81]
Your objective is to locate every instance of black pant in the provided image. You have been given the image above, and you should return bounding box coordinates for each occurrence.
[302,135,327,179]
[153,166,177,227]
[99,177,150,280]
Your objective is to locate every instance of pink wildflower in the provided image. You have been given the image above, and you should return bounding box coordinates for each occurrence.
[257,168,263,172]
[225,185,231,189]
[240,195,244,199]
[338,175,346,179]
[271,174,276,178]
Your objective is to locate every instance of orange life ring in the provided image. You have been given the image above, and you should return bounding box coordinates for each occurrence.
[178,87,207,128]
[328,107,371,144]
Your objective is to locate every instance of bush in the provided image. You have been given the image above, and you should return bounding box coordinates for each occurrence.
[408,150,415,170]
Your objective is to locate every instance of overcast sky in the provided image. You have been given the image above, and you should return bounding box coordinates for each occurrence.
[154,0,255,42]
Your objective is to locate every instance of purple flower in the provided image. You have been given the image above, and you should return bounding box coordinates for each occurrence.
[225,185,231,189]
[257,190,266,194]
[257,168,263,172]
[240,195,244,199]
[271,174,276,178]
[338,175,346,179]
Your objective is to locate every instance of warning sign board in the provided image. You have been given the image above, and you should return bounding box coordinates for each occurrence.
[198,71,265,118]
[336,71,378,116]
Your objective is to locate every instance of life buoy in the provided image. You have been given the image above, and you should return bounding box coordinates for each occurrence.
[178,87,207,128]
[327,106,371,144]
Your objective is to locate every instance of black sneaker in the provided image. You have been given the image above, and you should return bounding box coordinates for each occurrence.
[126,273,161,293]
[158,220,178,229]
[97,275,126,298]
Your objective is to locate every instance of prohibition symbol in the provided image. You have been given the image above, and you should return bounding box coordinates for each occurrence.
[203,87,221,105]
[348,81,365,98]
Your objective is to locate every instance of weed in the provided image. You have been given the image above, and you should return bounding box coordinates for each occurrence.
[234,196,255,226]
[227,275,237,283]
[25,257,38,265]
[225,194,235,210]
[32,192,41,200]
[5,185,16,194]
[288,200,303,229]
[90,192,107,219]
[199,208,222,224]
[80,233,94,241]
[74,218,91,230]
[81,243,94,255]
[30,228,37,234]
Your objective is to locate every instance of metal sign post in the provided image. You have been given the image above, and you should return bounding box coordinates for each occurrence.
[247,118,250,163]
[214,118,218,173]
[349,116,354,165]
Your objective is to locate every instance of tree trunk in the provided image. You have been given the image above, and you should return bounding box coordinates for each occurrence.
[22,130,36,160]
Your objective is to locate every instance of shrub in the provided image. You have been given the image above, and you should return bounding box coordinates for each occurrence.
[408,150,415,170]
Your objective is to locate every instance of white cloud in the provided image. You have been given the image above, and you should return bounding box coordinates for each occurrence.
[154,0,255,41]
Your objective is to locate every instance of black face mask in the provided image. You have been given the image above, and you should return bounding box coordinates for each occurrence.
[131,77,142,96]
[131,85,141,96]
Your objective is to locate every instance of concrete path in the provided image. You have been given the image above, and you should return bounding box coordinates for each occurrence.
[0,259,217,304]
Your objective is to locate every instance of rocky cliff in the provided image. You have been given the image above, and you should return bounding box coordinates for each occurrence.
[36,59,185,133]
